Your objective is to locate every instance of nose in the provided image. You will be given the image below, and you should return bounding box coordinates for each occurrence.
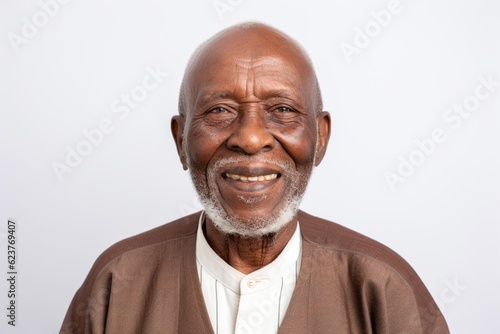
[226,110,275,155]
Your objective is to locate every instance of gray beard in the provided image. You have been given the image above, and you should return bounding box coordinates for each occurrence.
[188,156,312,238]
[200,188,303,238]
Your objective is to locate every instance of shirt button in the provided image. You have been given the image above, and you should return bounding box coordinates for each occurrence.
[247,279,258,288]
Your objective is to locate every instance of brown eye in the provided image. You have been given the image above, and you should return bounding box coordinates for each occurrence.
[276,106,293,113]
[210,107,227,114]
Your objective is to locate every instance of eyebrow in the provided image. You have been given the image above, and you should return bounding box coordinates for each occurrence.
[205,91,233,101]
[199,89,301,104]
[264,89,300,100]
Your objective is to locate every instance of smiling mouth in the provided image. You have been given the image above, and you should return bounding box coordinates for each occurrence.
[224,172,279,182]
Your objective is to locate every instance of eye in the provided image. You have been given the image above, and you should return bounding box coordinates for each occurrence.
[202,105,237,126]
[276,106,294,113]
[209,107,227,114]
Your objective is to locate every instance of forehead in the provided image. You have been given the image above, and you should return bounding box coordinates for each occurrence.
[195,55,307,101]
[183,30,316,108]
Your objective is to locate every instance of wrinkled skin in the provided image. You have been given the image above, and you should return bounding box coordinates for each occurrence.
[171,24,331,273]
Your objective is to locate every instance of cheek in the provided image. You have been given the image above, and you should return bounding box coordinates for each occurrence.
[274,125,317,165]
[186,125,228,169]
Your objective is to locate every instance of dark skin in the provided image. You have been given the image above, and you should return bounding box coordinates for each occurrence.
[171,24,331,274]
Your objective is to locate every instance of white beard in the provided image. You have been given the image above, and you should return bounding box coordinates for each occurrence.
[200,187,303,238]
[188,156,312,238]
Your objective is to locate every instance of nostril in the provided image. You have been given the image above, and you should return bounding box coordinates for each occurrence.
[225,114,276,154]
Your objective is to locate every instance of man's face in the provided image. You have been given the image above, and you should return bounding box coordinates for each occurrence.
[173,30,329,237]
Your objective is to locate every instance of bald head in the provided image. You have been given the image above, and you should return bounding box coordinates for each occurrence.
[178,22,322,117]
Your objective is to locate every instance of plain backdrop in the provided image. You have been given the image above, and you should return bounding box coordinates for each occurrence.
[1,0,499,333]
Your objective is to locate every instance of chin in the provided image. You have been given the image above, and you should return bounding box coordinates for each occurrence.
[201,194,302,238]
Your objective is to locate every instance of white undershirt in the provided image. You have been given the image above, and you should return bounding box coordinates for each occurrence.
[195,212,302,334]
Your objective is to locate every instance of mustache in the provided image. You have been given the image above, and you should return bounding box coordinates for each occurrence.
[211,156,293,173]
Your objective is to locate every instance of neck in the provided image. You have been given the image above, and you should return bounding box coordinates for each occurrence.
[204,217,297,275]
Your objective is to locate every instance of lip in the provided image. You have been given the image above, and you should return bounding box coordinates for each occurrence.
[219,165,282,192]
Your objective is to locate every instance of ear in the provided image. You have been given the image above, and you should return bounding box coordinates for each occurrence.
[314,111,331,166]
[171,115,188,170]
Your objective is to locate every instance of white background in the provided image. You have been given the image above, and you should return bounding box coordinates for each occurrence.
[1,0,499,333]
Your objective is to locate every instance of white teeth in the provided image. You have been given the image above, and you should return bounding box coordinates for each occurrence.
[225,173,278,182]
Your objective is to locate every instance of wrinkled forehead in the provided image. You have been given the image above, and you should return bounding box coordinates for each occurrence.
[195,55,308,96]
[182,28,317,112]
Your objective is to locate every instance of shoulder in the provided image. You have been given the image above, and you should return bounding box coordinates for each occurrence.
[298,210,422,285]
[88,211,200,276]
[297,210,448,333]
[61,212,202,333]
[298,210,406,269]
[298,209,420,287]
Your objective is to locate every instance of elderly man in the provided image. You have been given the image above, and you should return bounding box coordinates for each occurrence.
[61,23,448,333]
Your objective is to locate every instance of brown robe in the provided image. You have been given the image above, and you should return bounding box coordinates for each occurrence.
[60,211,449,333]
